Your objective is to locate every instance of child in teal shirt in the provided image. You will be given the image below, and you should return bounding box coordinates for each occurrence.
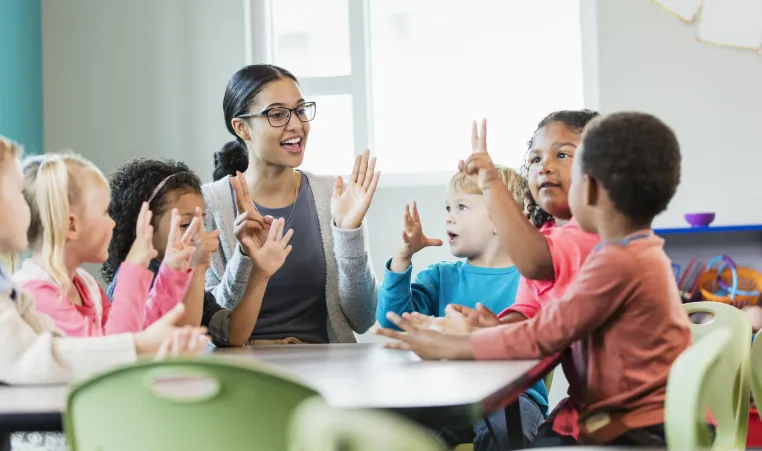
[377,168,546,449]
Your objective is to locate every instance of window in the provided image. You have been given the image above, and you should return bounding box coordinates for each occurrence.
[249,0,584,183]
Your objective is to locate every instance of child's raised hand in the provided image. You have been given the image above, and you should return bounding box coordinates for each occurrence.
[125,202,159,268]
[188,207,220,270]
[459,119,501,192]
[163,208,199,272]
[398,202,442,260]
[231,171,271,249]
[249,217,294,278]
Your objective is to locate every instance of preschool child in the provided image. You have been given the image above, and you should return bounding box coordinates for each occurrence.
[12,154,196,337]
[377,167,548,448]
[104,159,293,346]
[0,136,207,385]
[379,112,692,447]
[450,110,602,329]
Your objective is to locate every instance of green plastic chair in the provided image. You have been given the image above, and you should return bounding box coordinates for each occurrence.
[289,397,446,451]
[681,301,752,450]
[666,328,734,450]
[749,329,762,432]
[544,367,555,393]
[64,358,320,451]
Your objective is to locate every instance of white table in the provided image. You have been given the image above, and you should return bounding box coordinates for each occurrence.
[0,344,552,450]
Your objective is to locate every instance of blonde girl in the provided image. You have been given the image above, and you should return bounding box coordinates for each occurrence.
[12,153,197,337]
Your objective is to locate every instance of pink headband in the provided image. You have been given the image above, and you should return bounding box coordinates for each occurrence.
[147,173,180,204]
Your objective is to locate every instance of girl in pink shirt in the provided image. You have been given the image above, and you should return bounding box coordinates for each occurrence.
[12,153,196,337]
[451,111,601,325]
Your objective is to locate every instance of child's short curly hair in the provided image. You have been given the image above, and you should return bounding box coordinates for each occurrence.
[448,166,526,206]
[580,112,681,223]
[101,159,202,283]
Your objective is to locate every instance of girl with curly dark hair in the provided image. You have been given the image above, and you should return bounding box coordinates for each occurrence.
[104,159,292,346]
[434,111,603,329]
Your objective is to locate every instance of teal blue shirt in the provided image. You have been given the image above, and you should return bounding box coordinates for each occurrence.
[377,259,547,413]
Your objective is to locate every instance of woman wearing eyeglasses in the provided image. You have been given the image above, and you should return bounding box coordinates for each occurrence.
[203,64,380,345]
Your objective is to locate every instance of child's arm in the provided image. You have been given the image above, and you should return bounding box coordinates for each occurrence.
[376,247,633,361]
[142,209,198,327]
[178,212,222,326]
[23,281,113,337]
[471,248,633,360]
[461,120,554,281]
[389,202,443,273]
[378,202,443,329]
[377,263,442,330]
[1,288,137,384]
[105,262,155,334]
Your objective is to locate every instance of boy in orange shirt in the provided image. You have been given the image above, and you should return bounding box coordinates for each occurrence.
[378,112,692,447]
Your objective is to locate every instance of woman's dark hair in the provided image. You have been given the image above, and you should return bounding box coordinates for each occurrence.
[101,159,202,283]
[213,64,299,181]
[521,109,601,228]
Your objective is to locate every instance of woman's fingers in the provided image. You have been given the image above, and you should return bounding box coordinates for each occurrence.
[281,228,294,248]
[349,153,362,184]
[356,149,369,186]
[362,154,376,190]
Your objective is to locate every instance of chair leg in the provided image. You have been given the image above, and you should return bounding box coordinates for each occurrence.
[1,433,10,451]
[505,402,525,449]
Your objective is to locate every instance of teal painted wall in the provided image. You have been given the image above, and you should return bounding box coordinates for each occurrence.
[0,0,43,154]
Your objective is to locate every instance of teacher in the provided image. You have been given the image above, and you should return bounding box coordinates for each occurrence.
[202,64,380,345]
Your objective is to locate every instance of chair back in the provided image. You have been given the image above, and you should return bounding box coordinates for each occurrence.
[65,358,319,451]
[289,397,446,451]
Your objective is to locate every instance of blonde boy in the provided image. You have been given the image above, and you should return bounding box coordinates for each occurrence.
[376,167,546,449]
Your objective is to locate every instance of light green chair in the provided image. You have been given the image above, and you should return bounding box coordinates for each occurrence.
[666,328,734,450]
[749,329,762,434]
[64,358,319,451]
[289,397,446,451]
[680,301,752,450]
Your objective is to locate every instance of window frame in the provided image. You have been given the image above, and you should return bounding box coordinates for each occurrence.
[244,0,593,187]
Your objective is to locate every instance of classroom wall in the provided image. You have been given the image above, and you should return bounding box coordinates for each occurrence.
[41,0,245,178]
[0,0,43,154]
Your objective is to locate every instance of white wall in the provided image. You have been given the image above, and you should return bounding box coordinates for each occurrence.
[42,0,246,178]
[594,0,762,228]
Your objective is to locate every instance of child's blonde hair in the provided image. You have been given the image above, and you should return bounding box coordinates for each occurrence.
[23,153,109,292]
[449,166,527,206]
[0,136,23,271]
[0,136,22,164]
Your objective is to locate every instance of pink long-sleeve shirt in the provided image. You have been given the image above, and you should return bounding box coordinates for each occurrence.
[13,260,191,337]
[498,218,600,319]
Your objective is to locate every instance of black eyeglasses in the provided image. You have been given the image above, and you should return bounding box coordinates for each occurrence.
[237,102,317,127]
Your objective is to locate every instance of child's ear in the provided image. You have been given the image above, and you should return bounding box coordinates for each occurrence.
[585,174,599,207]
[66,213,79,240]
[231,118,252,142]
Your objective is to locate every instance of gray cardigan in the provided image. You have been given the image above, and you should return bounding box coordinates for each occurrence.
[201,173,378,343]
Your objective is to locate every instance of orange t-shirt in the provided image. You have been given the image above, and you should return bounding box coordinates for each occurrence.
[474,232,692,444]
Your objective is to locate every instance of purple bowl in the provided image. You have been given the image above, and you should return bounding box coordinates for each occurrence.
[684,212,715,228]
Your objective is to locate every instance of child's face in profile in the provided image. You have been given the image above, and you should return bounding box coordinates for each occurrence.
[152,192,205,260]
[444,189,496,259]
[526,122,580,220]
[0,157,31,254]
[69,176,116,264]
